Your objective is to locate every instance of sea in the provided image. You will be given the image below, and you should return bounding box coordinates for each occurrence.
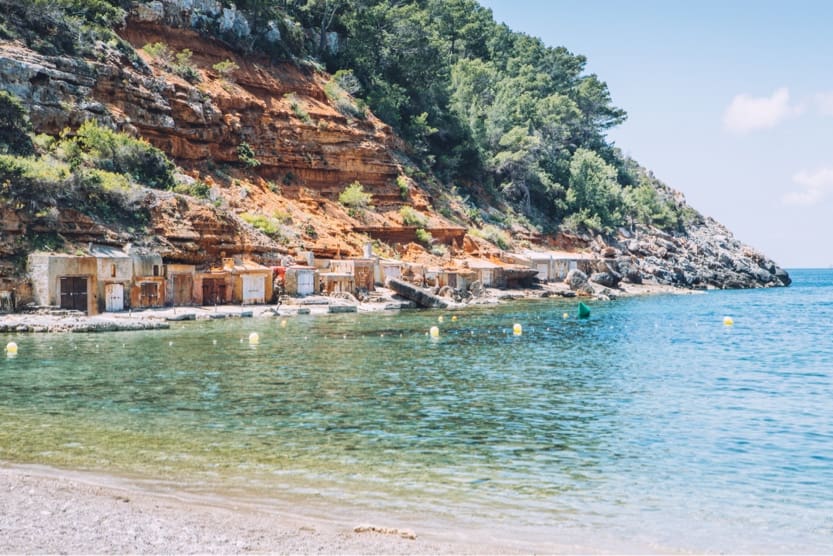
[1,268,832,553]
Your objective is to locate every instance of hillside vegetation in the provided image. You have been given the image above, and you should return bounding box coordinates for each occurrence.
[0,0,790,291]
[0,0,691,236]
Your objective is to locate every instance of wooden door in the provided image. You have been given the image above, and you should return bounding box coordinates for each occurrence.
[297,272,314,296]
[139,282,160,307]
[172,274,193,306]
[202,278,226,305]
[104,283,124,312]
[242,275,264,304]
[59,276,88,313]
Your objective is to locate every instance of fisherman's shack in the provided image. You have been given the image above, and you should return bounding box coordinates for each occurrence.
[28,253,98,314]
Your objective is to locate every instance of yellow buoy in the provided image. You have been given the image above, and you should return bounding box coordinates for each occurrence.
[280,319,287,328]
[723,316,734,326]
[249,332,260,344]
[5,341,18,356]
[513,323,522,336]
[451,315,457,322]
[563,312,569,319]
[438,315,444,323]
[430,326,440,338]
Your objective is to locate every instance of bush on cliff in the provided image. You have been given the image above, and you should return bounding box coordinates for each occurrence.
[71,120,175,190]
[338,181,373,210]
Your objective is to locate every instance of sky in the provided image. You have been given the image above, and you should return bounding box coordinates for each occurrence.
[479,0,833,268]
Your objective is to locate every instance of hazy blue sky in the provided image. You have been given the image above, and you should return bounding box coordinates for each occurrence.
[479,0,832,268]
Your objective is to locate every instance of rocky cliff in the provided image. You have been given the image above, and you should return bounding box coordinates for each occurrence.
[0,0,789,294]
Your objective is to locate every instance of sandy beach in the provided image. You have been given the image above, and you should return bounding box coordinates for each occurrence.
[0,464,529,555]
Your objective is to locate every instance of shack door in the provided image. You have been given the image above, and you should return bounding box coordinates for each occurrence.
[59,276,88,313]
[297,271,314,296]
[105,283,124,312]
[172,274,193,306]
[535,263,549,281]
[139,282,160,307]
[481,269,493,287]
[202,278,226,305]
[355,265,374,291]
[242,275,264,304]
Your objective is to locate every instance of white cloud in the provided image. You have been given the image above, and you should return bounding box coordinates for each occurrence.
[782,167,833,206]
[814,91,833,116]
[723,87,801,133]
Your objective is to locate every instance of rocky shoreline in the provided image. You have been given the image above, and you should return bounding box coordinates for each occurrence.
[0,278,696,335]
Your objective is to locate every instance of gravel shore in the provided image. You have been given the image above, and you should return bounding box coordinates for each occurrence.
[0,464,520,555]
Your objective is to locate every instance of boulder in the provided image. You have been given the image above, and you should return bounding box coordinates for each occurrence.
[565,269,588,291]
[590,271,621,288]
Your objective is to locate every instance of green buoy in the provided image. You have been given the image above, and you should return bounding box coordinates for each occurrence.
[577,301,591,319]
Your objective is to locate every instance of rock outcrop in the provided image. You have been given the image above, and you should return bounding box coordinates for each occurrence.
[593,216,791,289]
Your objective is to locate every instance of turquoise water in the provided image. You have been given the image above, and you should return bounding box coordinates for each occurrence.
[2,269,833,552]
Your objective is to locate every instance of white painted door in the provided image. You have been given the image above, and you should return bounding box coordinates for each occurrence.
[535,263,549,281]
[297,271,314,296]
[105,283,124,312]
[242,275,265,304]
[481,269,492,287]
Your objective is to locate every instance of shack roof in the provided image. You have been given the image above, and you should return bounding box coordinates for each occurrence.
[89,244,129,258]
[522,250,595,261]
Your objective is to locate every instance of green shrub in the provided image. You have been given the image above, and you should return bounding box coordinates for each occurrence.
[399,205,427,227]
[469,224,510,250]
[173,49,201,83]
[338,181,372,209]
[415,227,433,245]
[241,212,281,237]
[57,0,126,27]
[324,70,365,119]
[142,41,171,63]
[396,175,409,200]
[237,142,261,168]
[285,93,312,124]
[272,209,292,223]
[173,179,211,199]
[73,120,175,189]
[213,59,239,81]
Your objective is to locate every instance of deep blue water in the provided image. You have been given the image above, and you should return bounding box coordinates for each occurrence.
[1,269,832,552]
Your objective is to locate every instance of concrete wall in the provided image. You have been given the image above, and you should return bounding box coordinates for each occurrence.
[132,254,164,278]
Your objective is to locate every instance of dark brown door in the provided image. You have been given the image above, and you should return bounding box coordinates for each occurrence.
[140,282,160,307]
[60,276,88,313]
[202,278,226,305]
[172,274,193,306]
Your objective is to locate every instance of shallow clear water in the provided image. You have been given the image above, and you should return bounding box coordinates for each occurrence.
[2,270,833,552]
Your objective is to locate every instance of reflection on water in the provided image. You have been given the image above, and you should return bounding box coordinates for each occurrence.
[2,272,833,552]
